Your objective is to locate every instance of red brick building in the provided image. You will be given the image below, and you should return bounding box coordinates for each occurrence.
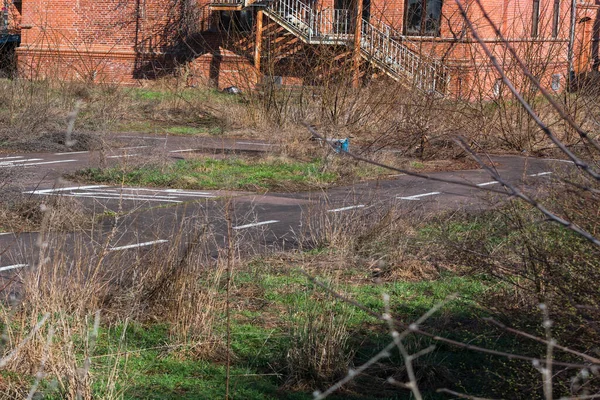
[9,0,600,97]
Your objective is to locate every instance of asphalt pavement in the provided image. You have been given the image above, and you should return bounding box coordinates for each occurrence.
[0,132,572,274]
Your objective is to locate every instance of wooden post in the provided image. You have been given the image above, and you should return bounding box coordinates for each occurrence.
[254,10,264,71]
[352,0,364,88]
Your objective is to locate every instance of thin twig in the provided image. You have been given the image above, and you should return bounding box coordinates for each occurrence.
[0,313,50,368]
[484,318,600,364]
[453,0,600,182]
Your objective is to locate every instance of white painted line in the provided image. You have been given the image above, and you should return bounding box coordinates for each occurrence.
[327,205,366,213]
[0,264,28,273]
[529,172,553,177]
[1,160,78,168]
[477,181,500,187]
[107,154,139,159]
[236,142,272,146]
[54,151,89,155]
[233,220,279,230]
[25,185,108,195]
[545,159,574,164]
[169,149,196,153]
[163,189,212,195]
[0,232,13,236]
[0,158,43,165]
[0,156,24,160]
[397,192,441,201]
[118,187,215,198]
[17,160,77,167]
[76,192,179,199]
[64,194,182,203]
[109,240,169,251]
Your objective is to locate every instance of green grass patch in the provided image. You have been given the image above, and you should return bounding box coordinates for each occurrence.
[74,157,338,191]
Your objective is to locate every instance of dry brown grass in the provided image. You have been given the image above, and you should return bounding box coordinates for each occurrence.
[0,207,228,397]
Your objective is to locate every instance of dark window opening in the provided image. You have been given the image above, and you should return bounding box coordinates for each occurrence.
[552,0,560,37]
[405,0,443,36]
[532,0,540,37]
[217,10,254,33]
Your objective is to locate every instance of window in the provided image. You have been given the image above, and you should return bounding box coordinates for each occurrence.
[551,74,561,91]
[552,0,560,37]
[405,0,443,36]
[532,0,540,37]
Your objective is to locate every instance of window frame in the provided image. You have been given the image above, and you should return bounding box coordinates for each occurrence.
[404,0,444,37]
[552,0,560,38]
[532,0,540,38]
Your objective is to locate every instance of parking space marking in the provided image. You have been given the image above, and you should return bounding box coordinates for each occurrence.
[0,158,43,165]
[109,240,169,251]
[1,160,78,168]
[529,172,553,177]
[0,156,24,161]
[25,185,214,203]
[233,220,279,230]
[64,194,183,203]
[107,154,139,159]
[397,192,441,201]
[477,181,500,187]
[25,185,108,195]
[328,205,366,213]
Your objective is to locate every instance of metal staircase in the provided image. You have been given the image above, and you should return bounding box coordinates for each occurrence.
[210,0,450,95]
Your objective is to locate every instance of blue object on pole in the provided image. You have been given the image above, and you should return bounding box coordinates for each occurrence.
[330,138,349,153]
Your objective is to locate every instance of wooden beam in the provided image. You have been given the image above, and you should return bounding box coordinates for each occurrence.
[352,0,364,88]
[254,10,264,71]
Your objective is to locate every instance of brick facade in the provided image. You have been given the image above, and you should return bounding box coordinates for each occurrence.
[10,0,600,96]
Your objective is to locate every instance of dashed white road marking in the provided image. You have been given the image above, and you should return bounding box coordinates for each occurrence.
[0,158,43,165]
[54,151,89,155]
[397,192,441,201]
[25,185,108,195]
[477,181,500,187]
[107,154,139,159]
[529,172,553,177]
[0,232,13,236]
[109,240,169,251]
[545,159,574,164]
[169,149,196,153]
[76,192,178,199]
[233,220,279,230]
[1,160,78,168]
[64,194,183,203]
[0,264,28,273]
[0,156,24,161]
[120,146,149,150]
[328,205,366,213]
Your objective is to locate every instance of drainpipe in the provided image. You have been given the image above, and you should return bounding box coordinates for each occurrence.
[567,0,577,88]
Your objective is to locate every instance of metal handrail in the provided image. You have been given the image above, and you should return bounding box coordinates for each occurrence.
[360,19,450,94]
[217,0,451,94]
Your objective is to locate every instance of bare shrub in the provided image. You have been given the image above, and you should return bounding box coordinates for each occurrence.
[285,288,355,389]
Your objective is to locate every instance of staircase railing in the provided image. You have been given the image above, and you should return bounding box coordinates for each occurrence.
[210,0,450,94]
[360,19,450,94]
[264,0,352,43]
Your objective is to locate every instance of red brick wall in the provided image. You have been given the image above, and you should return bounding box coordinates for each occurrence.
[14,0,599,97]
